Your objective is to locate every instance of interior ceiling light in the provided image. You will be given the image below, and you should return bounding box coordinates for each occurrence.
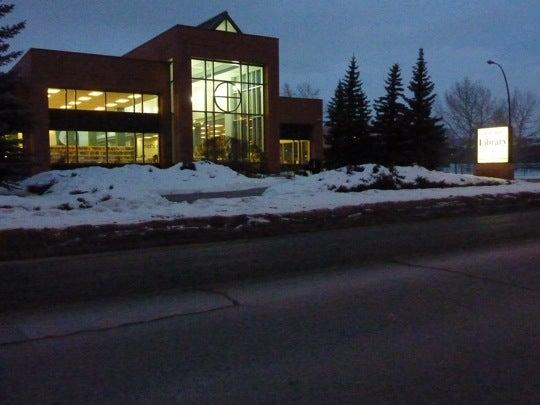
[128,94,142,99]
[106,103,117,107]
[78,96,92,101]
[47,88,61,94]
[94,106,105,111]
[116,98,130,103]
[88,91,103,96]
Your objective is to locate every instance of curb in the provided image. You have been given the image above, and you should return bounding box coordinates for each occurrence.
[1,192,539,262]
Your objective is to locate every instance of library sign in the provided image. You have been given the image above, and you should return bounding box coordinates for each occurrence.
[477,127,509,164]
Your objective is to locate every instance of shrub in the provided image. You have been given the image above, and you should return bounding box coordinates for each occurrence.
[26,179,57,195]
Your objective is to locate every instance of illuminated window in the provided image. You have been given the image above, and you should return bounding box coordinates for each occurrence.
[47,89,158,114]
[106,92,134,112]
[1,133,23,160]
[49,130,159,164]
[142,94,159,114]
[133,94,143,113]
[107,132,136,164]
[49,130,68,163]
[280,140,310,165]
[143,133,160,163]
[191,59,265,162]
[215,19,238,33]
[77,131,107,164]
[4,132,23,146]
[136,133,144,163]
[76,90,105,111]
[66,90,76,110]
[47,88,66,109]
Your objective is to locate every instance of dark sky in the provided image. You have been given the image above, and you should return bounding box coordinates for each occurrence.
[9,0,540,106]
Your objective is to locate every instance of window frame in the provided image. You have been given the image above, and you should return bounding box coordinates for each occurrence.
[190,58,266,163]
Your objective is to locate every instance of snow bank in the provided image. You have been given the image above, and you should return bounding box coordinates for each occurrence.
[265,164,506,195]
[0,163,538,230]
[20,161,265,197]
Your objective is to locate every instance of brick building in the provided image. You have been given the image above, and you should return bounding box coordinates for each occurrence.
[11,11,323,173]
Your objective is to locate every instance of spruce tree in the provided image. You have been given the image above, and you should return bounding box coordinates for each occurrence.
[342,56,371,164]
[372,63,409,166]
[404,49,447,169]
[0,2,27,180]
[325,80,346,167]
[326,56,372,167]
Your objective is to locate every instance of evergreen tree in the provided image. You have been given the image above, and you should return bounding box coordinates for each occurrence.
[325,56,372,167]
[325,80,346,166]
[404,48,447,169]
[0,2,27,180]
[342,56,371,164]
[372,63,409,166]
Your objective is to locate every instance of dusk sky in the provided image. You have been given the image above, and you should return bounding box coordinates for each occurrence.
[9,0,540,107]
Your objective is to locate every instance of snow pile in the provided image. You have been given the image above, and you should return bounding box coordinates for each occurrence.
[0,162,538,230]
[10,161,279,209]
[0,162,279,228]
[265,164,506,195]
[21,161,263,197]
[395,165,507,186]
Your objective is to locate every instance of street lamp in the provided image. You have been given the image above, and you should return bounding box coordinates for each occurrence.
[487,59,512,161]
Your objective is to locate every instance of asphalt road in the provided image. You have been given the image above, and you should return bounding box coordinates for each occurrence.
[2,209,540,310]
[1,213,539,403]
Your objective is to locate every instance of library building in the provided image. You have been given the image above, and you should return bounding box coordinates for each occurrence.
[11,11,323,173]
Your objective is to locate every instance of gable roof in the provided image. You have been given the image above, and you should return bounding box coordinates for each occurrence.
[197,11,242,33]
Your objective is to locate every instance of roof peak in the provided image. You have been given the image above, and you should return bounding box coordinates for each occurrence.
[197,11,242,33]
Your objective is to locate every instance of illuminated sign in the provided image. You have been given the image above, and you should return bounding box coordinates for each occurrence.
[477,126,509,163]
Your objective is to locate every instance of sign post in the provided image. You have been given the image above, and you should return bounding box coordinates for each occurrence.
[474,126,514,179]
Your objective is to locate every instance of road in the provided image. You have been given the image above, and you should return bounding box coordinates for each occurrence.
[1,212,539,403]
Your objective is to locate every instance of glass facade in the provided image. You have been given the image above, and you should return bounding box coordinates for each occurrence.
[279,140,310,165]
[48,88,158,113]
[191,58,265,162]
[49,130,159,164]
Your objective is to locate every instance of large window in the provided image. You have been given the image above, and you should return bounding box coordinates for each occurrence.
[48,89,158,114]
[49,130,159,164]
[280,140,310,165]
[191,59,265,162]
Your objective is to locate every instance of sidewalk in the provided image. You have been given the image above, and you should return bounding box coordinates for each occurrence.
[163,187,268,203]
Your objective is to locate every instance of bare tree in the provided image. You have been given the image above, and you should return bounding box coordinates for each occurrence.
[495,89,540,161]
[281,83,294,97]
[296,82,320,99]
[443,78,500,162]
[282,82,320,99]
[511,89,538,144]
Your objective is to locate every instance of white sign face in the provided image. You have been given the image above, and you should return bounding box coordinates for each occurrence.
[477,127,509,163]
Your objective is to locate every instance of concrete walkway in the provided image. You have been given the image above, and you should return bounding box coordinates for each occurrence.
[162,187,268,203]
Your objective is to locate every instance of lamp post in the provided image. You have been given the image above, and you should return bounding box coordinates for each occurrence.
[487,59,512,162]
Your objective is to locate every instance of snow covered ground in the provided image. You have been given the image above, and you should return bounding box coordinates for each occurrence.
[1,162,539,230]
